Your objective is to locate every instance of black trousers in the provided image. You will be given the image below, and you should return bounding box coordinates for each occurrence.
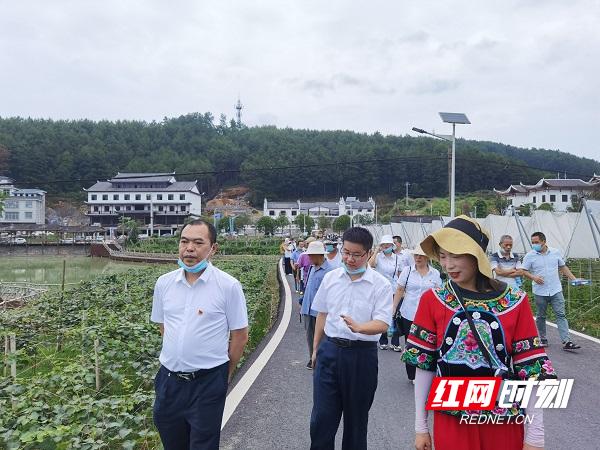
[310,338,378,450]
[401,316,416,381]
[153,363,228,450]
[284,257,293,275]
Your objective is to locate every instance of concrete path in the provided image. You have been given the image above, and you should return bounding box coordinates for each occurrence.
[221,272,599,449]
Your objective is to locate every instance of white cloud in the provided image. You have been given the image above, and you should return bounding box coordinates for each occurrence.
[0,0,598,161]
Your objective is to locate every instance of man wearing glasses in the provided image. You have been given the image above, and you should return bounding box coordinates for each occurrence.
[309,227,393,450]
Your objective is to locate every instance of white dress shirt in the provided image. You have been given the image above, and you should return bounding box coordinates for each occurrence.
[312,266,393,341]
[374,253,404,288]
[398,264,442,321]
[326,250,343,269]
[151,262,248,372]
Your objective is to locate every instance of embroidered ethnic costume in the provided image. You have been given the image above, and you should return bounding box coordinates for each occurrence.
[402,281,557,420]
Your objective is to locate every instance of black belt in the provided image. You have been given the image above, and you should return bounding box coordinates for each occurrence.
[326,336,377,348]
[162,364,224,381]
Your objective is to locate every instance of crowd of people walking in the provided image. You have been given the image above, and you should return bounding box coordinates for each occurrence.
[148,217,583,450]
[277,219,582,450]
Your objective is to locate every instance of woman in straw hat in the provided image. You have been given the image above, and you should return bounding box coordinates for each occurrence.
[402,216,554,450]
[393,244,442,383]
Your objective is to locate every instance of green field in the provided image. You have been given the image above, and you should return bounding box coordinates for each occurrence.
[0,257,280,449]
[127,237,282,256]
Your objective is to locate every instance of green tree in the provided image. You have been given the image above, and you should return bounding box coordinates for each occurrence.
[0,190,6,215]
[473,199,488,218]
[234,214,252,232]
[293,213,315,233]
[537,203,554,212]
[352,214,374,225]
[567,195,583,212]
[118,216,140,245]
[256,216,276,236]
[518,203,534,216]
[275,215,290,233]
[317,216,332,231]
[333,215,351,232]
[216,216,230,232]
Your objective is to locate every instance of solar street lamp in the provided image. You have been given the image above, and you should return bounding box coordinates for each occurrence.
[412,112,470,218]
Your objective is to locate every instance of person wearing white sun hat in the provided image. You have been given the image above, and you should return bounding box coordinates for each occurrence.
[369,234,405,350]
[300,240,334,369]
[393,244,441,382]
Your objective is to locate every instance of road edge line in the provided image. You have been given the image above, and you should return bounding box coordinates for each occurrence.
[221,259,292,429]
[546,321,600,344]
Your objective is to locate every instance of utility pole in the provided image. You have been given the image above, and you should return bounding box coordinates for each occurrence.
[405,182,411,206]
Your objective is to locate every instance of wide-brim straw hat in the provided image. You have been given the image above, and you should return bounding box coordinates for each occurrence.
[306,241,327,255]
[420,215,493,279]
[410,244,428,257]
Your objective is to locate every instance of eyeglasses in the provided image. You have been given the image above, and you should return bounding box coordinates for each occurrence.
[341,250,368,260]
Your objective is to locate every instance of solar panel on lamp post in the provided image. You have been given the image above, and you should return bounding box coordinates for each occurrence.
[412,112,470,218]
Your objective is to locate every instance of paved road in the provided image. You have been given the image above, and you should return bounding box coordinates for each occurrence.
[221,273,599,449]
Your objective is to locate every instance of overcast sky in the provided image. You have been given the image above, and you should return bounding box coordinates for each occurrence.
[1,1,599,162]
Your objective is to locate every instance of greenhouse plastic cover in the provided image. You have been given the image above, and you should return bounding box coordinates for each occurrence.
[364,210,600,259]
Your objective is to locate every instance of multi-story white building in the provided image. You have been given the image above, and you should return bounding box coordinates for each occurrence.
[263,196,376,220]
[84,173,203,235]
[0,176,46,224]
[494,176,600,213]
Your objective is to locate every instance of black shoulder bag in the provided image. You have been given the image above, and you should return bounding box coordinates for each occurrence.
[448,281,516,379]
[394,266,411,336]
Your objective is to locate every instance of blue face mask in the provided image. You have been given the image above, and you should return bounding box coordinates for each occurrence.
[532,244,543,252]
[178,258,209,273]
[382,246,394,255]
[343,263,367,276]
[325,244,335,252]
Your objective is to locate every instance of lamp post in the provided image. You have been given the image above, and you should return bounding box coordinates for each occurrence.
[199,191,206,217]
[412,112,470,218]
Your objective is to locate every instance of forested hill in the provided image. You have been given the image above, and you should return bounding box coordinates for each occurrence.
[0,113,598,204]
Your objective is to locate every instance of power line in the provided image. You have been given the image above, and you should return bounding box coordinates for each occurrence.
[7,154,597,188]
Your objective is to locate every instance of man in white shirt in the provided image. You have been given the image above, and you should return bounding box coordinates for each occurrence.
[310,227,393,450]
[393,235,413,267]
[151,219,249,450]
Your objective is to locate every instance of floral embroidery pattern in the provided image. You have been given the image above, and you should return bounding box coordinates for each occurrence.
[512,336,543,355]
[434,282,524,314]
[409,323,437,346]
[401,346,435,370]
[515,357,557,380]
[442,320,505,370]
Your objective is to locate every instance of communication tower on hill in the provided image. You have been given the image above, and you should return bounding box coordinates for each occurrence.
[235,97,243,127]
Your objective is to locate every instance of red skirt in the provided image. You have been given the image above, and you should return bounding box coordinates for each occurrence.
[433,412,524,450]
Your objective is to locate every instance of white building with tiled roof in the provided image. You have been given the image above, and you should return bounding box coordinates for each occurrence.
[263,196,376,220]
[494,176,600,212]
[84,172,203,235]
[0,176,46,224]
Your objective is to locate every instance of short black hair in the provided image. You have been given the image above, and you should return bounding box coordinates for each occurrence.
[181,219,217,244]
[393,235,402,243]
[531,231,546,242]
[342,227,373,251]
